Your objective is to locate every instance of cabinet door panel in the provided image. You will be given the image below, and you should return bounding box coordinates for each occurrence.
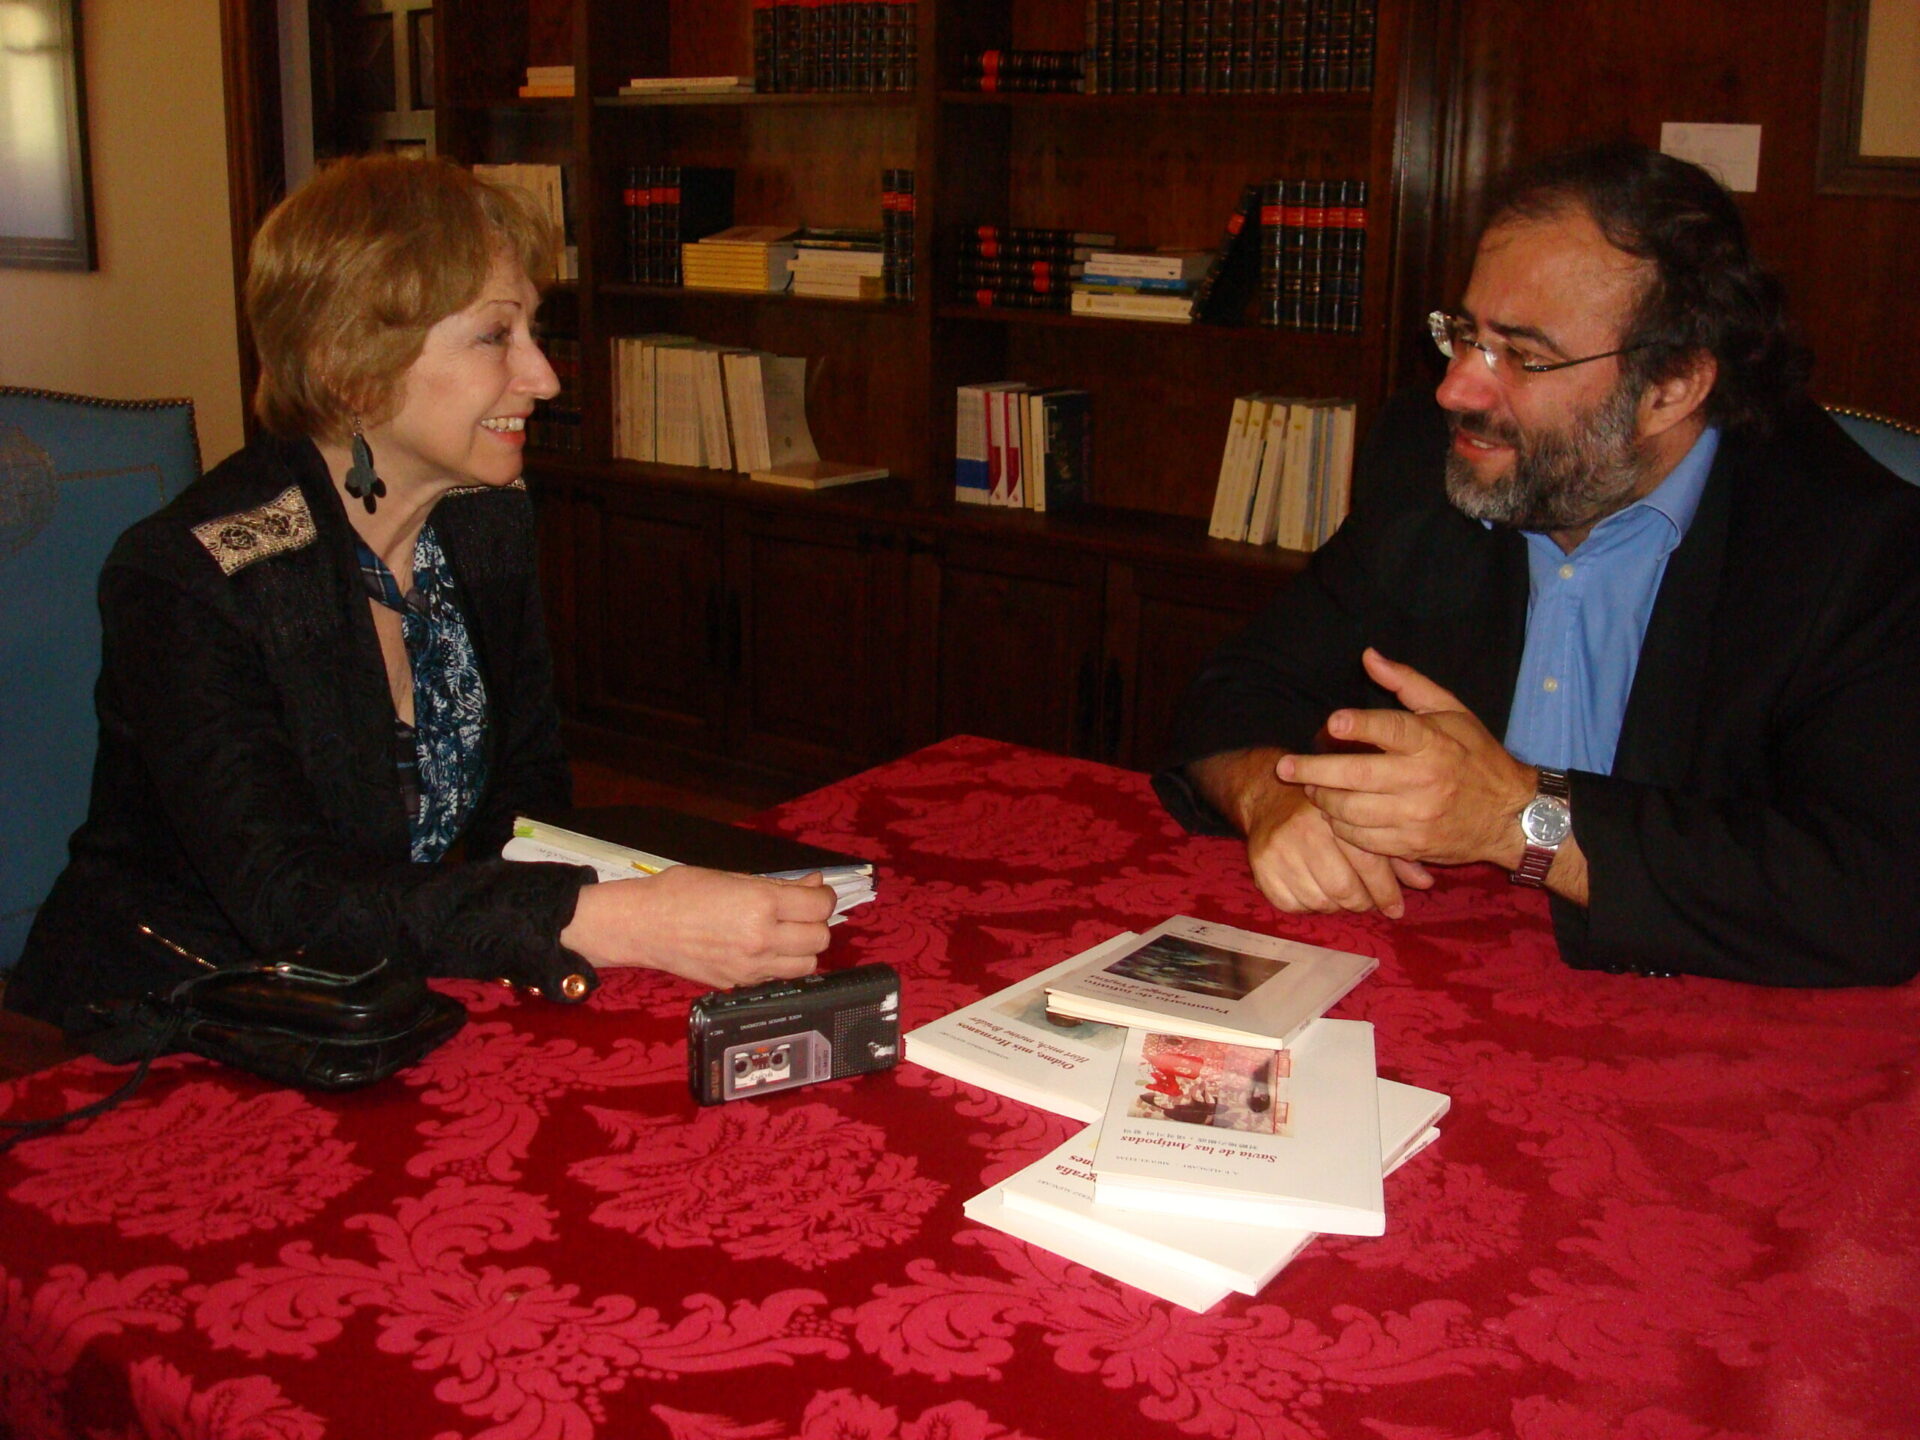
[1106,563,1287,771]
[574,481,726,747]
[911,538,1106,757]
[727,509,908,779]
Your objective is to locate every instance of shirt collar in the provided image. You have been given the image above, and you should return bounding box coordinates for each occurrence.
[1614,423,1719,544]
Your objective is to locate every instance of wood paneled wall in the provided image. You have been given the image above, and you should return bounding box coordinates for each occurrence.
[1414,0,1920,423]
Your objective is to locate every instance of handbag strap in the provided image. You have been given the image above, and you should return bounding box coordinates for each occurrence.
[0,1008,182,1154]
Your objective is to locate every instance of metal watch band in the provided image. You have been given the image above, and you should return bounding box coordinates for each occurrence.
[1510,767,1571,888]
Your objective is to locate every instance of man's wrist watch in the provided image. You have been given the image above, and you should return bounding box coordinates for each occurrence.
[1511,768,1572,888]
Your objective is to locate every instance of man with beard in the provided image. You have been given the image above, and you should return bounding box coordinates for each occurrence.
[1153,142,1920,986]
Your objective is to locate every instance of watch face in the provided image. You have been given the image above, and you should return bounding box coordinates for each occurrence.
[1522,796,1573,847]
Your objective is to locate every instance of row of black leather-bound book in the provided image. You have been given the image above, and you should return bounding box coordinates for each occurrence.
[1256,178,1368,333]
[1084,0,1375,95]
[752,0,918,94]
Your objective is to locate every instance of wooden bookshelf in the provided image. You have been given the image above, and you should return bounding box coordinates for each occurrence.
[430,0,1439,790]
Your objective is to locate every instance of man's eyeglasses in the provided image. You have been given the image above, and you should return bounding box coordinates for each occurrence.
[1428,310,1646,384]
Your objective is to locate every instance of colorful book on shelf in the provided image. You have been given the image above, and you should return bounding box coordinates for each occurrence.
[954,381,1020,505]
[966,1077,1447,1310]
[1044,913,1376,1049]
[748,459,889,490]
[504,808,873,919]
[1090,1018,1386,1235]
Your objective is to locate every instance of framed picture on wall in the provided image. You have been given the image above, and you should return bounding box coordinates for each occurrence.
[0,0,96,270]
[1820,0,1920,197]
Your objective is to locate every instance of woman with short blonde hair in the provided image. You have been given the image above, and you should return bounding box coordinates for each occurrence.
[6,154,833,1031]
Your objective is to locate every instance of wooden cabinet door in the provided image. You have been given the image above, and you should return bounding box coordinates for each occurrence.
[569,478,728,751]
[1102,561,1290,771]
[724,506,910,781]
[907,534,1108,757]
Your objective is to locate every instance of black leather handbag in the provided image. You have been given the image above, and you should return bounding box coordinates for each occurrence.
[1,950,465,1152]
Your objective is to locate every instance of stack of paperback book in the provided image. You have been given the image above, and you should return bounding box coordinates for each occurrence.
[953,381,1092,512]
[790,230,886,300]
[504,808,875,921]
[1206,393,1356,547]
[907,917,1445,1311]
[681,226,801,293]
[1069,248,1210,323]
[518,64,573,99]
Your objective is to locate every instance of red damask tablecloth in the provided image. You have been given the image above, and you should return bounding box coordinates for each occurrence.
[4,735,1919,1440]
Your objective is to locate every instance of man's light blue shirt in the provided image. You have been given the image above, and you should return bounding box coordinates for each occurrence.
[1503,426,1720,774]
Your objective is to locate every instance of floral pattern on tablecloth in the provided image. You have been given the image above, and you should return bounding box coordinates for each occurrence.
[3,736,1918,1440]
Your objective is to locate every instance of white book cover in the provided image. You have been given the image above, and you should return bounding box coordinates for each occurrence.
[954,384,992,503]
[1023,391,1049,511]
[963,1188,1234,1313]
[1207,396,1252,540]
[1091,1019,1385,1235]
[903,934,1139,1121]
[1244,399,1294,546]
[1223,395,1273,542]
[693,345,737,470]
[984,1078,1449,1308]
[1275,398,1323,552]
[1044,914,1376,1049]
[655,346,703,467]
[1001,388,1027,508]
[758,354,817,468]
[1320,401,1358,544]
[721,352,757,472]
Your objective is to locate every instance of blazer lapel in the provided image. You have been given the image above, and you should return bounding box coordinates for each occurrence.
[1613,446,1733,785]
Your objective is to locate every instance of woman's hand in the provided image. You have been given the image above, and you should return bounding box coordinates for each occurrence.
[559,865,835,990]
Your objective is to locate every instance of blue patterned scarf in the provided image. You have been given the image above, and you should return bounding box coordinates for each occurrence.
[357,524,490,861]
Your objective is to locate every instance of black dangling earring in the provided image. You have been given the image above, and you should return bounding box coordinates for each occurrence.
[345,418,387,515]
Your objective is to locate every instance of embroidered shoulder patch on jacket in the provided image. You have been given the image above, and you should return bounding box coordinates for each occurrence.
[191,486,317,575]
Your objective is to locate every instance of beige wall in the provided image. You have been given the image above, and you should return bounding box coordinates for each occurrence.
[0,0,244,466]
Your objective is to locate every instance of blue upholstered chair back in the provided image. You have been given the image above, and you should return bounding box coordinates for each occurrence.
[1828,406,1920,488]
[0,388,200,971]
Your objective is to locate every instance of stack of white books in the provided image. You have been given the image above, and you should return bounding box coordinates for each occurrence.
[1206,394,1357,549]
[610,335,817,473]
[790,246,885,301]
[1069,249,1208,324]
[681,225,800,293]
[907,918,1446,1311]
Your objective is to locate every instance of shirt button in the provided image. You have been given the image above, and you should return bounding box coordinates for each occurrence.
[1543,677,1560,693]
[1558,564,1575,580]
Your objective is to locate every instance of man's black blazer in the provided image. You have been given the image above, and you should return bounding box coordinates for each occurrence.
[1156,391,1920,987]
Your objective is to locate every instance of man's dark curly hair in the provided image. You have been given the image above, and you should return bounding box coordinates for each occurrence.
[1487,142,1811,436]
